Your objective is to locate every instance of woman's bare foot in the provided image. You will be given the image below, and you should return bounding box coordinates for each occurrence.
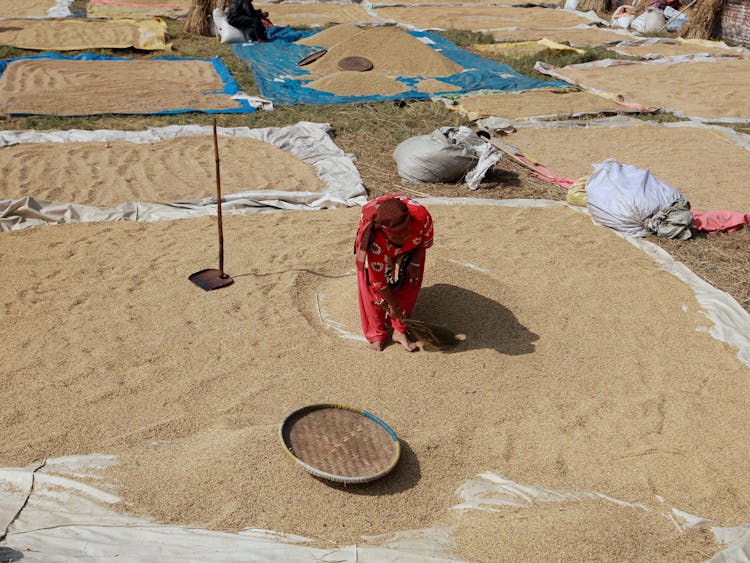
[367,340,386,351]
[392,330,418,352]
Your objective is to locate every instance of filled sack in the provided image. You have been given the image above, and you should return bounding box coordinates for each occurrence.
[585,159,687,237]
[213,8,246,44]
[630,7,666,33]
[393,126,500,190]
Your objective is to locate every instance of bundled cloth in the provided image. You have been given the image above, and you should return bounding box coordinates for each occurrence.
[585,159,692,238]
[643,197,693,239]
[393,126,501,190]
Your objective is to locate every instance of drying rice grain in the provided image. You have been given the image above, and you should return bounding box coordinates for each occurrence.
[307,71,408,96]
[416,78,462,93]
[298,25,463,79]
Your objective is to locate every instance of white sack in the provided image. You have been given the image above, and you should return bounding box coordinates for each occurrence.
[611,5,635,29]
[630,8,666,34]
[585,159,685,237]
[393,126,500,190]
[213,8,246,44]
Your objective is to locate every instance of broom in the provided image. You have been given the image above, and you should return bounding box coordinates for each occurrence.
[380,302,462,351]
[404,318,463,351]
[679,0,724,40]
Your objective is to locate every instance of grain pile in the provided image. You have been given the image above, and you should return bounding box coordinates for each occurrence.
[506,121,750,213]
[2,202,748,560]
[0,59,243,116]
[259,3,379,27]
[416,78,462,93]
[307,71,408,96]
[0,18,164,51]
[0,0,57,18]
[0,136,325,206]
[554,58,750,120]
[613,40,749,59]
[455,89,626,120]
[491,26,629,47]
[87,0,191,18]
[374,6,592,31]
[295,25,463,96]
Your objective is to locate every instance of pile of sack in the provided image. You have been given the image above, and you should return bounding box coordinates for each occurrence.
[393,126,502,190]
[610,1,688,33]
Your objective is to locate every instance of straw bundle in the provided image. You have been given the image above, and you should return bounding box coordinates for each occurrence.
[680,0,725,39]
[629,0,652,17]
[576,0,611,15]
[185,0,228,36]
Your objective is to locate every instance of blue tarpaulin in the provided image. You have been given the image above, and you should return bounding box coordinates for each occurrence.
[233,27,566,105]
[0,53,257,116]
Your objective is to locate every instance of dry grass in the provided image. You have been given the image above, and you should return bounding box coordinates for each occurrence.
[0,14,747,316]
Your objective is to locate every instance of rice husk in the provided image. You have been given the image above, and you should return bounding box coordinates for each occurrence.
[297,25,463,79]
[306,71,409,96]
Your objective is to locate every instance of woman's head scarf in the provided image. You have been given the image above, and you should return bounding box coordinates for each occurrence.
[355,198,410,271]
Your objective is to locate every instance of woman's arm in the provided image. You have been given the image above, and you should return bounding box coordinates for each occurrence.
[405,244,426,286]
[376,286,406,322]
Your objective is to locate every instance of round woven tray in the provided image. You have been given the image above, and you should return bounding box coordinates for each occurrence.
[337,56,373,72]
[298,49,327,66]
[280,404,400,484]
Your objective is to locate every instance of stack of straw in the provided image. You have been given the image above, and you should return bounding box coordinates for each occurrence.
[576,0,612,15]
[185,0,229,36]
[680,0,724,39]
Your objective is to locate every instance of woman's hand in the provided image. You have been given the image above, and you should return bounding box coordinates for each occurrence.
[376,289,407,322]
[406,261,421,287]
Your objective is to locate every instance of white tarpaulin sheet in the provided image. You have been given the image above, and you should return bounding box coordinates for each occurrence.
[0,122,367,231]
[3,453,750,561]
[0,456,458,562]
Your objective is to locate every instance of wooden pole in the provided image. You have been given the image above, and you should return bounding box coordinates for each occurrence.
[212,119,227,278]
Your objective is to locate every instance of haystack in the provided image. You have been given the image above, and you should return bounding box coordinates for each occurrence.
[185,0,228,36]
[576,0,610,15]
[680,0,724,39]
[629,0,652,17]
